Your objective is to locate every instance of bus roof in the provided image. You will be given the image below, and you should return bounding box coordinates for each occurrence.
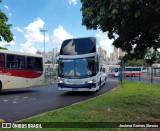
[0,49,43,58]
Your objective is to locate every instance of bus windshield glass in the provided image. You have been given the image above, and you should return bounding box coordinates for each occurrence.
[60,37,96,55]
[59,57,96,78]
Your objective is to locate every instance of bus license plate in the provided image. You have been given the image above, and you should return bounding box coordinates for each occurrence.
[72,88,78,91]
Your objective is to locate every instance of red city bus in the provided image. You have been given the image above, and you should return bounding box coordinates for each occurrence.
[0,49,44,93]
[113,67,142,77]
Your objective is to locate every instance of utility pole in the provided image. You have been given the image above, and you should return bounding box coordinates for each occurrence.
[40,29,47,83]
[40,29,47,57]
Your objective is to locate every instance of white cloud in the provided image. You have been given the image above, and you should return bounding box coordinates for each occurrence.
[14,26,24,33]
[95,31,114,56]
[24,18,49,43]
[20,18,49,54]
[21,42,37,54]
[52,25,73,47]
[0,41,16,47]
[20,50,25,52]
[9,13,12,17]
[4,5,9,10]
[69,0,77,5]
[4,5,12,17]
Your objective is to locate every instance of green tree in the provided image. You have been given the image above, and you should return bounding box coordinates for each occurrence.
[157,51,160,63]
[81,0,160,62]
[45,60,52,64]
[125,59,150,67]
[145,49,160,66]
[0,46,7,50]
[0,0,13,48]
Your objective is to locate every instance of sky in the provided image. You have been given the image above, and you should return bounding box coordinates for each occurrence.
[0,0,114,56]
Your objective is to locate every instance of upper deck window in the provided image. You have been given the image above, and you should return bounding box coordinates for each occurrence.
[60,37,96,55]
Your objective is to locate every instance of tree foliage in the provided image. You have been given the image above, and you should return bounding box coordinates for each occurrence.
[145,49,160,66]
[125,59,150,67]
[0,46,7,50]
[0,0,13,48]
[81,0,160,62]
[45,60,52,64]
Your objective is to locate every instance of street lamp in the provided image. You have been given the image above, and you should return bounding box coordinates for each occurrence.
[40,29,47,57]
[40,29,47,83]
[4,44,10,50]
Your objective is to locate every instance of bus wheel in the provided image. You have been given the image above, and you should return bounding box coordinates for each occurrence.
[103,77,107,85]
[96,79,101,92]
[132,73,135,77]
[0,81,2,93]
[99,79,101,87]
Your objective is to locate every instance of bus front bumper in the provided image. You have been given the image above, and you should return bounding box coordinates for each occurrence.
[58,83,97,91]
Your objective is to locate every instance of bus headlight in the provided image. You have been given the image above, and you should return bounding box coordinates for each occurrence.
[87,79,96,84]
[58,80,64,83]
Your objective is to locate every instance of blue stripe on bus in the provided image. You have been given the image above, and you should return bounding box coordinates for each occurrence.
[58,83,96,88]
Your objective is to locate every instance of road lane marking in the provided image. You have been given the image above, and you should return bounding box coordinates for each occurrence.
[3,100,9,102]
[12,101,18,104]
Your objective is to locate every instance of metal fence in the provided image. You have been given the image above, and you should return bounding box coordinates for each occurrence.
[45,70,57,83]
[118,72,160,84]
[118,66,160,84]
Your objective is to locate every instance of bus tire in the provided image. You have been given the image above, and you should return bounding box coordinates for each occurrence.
[99,79,101,87]
[132,73,135,77]
[98,79,101,88]
[0,81,2,93]
[96,79,101,92]
[96,88,99,92]
[103,77,107,85]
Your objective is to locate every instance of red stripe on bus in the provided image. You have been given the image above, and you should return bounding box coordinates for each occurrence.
[0,69,43,78]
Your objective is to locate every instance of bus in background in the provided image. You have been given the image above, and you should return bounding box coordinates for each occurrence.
[58,37,107,92]
[107,65,120,76]
[112,67,142,77]
[0,49,44,93]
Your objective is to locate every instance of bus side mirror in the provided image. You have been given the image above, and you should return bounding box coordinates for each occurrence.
[100,67,102,72]
[103,68,105,73]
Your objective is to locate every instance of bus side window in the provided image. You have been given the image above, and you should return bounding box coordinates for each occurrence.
[7,54,17,69]
[35,57,43,70]
[27,57,35,69]
[0,53,5,68]
[17,56,25,69]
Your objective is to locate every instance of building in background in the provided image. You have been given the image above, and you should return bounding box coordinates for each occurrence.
[36,45,126,65]
[109,46,118,64]
[119,48,126,59]
[36,47,60,64]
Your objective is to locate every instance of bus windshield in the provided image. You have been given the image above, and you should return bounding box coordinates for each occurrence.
[59,57,96,78]
[60,37,96,55]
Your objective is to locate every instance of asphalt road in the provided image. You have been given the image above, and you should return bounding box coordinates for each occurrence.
[0,78,118,122]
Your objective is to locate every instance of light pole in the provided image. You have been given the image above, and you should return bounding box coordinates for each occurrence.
[4,44,10,49]
[40,29,47,57]
[40,29,47,83]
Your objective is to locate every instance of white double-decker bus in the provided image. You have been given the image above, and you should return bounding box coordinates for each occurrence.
[58,37,107,91]
[0,49,44,93]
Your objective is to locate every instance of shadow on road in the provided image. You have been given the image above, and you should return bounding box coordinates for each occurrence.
[61,91,95,97]
[0,90,36,96]
[60,85,107,97]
